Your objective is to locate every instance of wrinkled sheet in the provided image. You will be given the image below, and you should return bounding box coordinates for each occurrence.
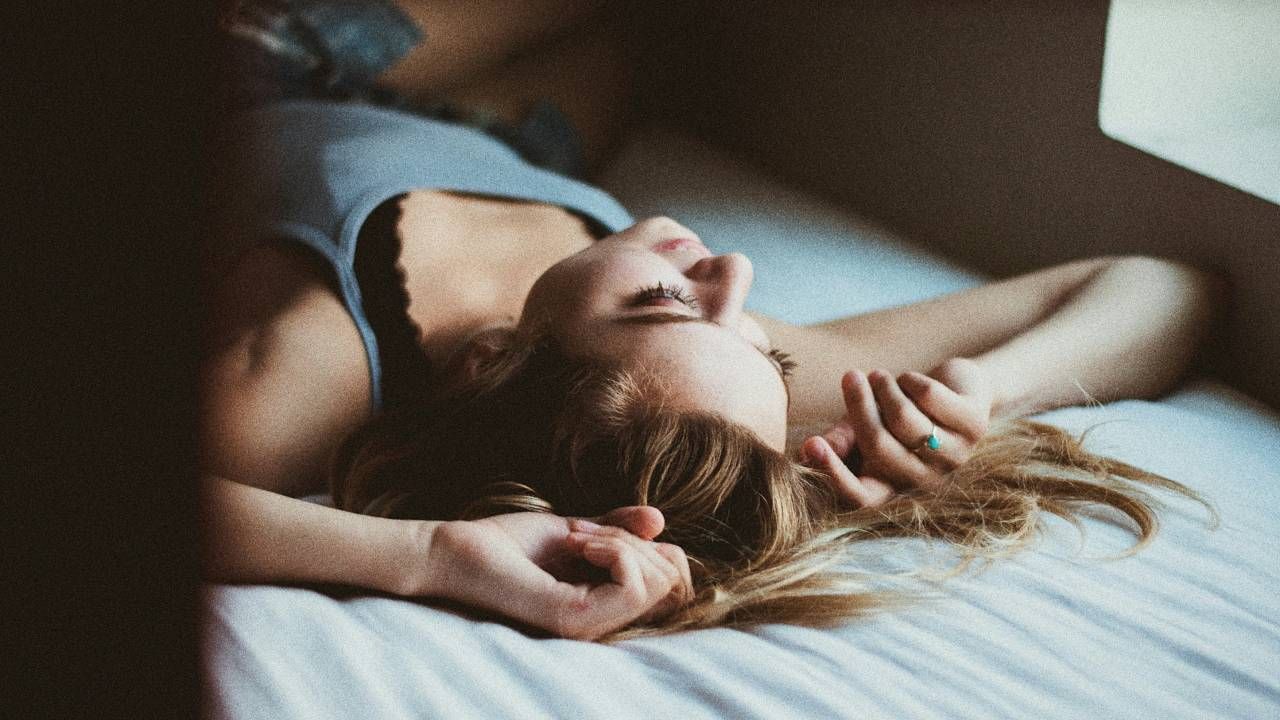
[206,125,1280,719]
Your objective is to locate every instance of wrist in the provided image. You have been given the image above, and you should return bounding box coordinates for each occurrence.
[374,518,445,597]
[967,353,1025,420]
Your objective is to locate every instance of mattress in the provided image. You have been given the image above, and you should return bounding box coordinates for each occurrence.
[205,124,1280,719]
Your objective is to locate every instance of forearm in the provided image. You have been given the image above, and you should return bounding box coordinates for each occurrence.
[761,256,1223,428]
[758,258,1109,426]
[974,257,1224,419]
[201,477,438,596]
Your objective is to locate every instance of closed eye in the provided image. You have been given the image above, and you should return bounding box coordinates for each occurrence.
[768,348,797,378]
[630,282,700,310]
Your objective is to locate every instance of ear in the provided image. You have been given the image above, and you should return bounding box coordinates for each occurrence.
[455,326,516,383]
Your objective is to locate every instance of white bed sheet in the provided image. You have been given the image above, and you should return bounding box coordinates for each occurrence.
[205,125,1280,719]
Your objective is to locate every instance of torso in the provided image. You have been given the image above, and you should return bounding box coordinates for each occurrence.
[201,101,629,494]
[201,188,597,495]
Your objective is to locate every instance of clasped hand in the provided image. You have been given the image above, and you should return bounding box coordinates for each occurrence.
[800,358,994,508]
[423,506,693,641]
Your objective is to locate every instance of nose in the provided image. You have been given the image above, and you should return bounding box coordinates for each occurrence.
[686,252,754,327]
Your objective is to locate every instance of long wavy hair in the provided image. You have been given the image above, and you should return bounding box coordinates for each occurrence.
[330,329,1212,641]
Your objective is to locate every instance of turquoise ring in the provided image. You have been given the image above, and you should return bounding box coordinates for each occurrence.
[913,426,941,453]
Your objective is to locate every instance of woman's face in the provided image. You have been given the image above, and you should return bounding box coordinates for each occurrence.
[520,217,790,450]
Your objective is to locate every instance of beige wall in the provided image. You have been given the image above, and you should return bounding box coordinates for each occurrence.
[638,1,1280,409]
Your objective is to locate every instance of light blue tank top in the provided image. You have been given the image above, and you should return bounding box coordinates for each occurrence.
[210,100,635,411]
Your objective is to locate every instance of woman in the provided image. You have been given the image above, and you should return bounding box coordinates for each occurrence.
[202,1,1222,641]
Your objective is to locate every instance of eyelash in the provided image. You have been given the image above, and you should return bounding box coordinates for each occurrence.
[632,283,796,379]
[769,349,797,378]
[632,282,700,310]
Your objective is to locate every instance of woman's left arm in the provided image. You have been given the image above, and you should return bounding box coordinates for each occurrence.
[759,256,1227,425]
[945,256,1224,419]
[762,256,1226,505]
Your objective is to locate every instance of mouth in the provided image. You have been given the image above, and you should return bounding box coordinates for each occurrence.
[652,237,711,257]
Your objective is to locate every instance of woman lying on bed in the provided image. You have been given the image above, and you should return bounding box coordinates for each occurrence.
[202,0,1222,641]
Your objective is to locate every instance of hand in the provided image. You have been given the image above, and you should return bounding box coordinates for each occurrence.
[800,358,993,508]
[421,506,693,640]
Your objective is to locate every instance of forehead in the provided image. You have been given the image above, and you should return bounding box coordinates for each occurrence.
[578,320,789,449]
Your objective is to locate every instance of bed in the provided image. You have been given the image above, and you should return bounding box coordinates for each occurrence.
[204,123,1280,719]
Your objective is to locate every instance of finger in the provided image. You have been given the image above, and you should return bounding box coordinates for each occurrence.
[557,536,682,638]
[898,371,989,440]
[640,540,701,620]
[868,369,935,447]
[576,528,671,596]
[800,422,853,468]
[558,532,609,583]
[822,424,856,462]
[855,475,896,507]
[581,539,659,628]
[587,529,684,605]
[631,542,687,623]
[542,540,637,640]
[577,523,653,543]
[474,547,597,635]
[869,370,964,470]
[803,435,895,508]
[816,418,857,461]
[568,518,604,534]
[581,537,644,591]
[653,543,693,608]
[596,505,665,540]
[842,370,935,488]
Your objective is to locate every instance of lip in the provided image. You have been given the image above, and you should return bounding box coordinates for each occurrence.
[652,237,711,257]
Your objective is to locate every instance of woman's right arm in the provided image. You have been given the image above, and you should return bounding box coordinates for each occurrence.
[201,241,434,592]
[200,269,432,593]
[202,477,691,639]
[201,476,432,595]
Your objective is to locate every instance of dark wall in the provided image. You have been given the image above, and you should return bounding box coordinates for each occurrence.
[639,1,1280,409]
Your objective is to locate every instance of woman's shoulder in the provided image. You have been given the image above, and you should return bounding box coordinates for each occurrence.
[201,242,371,495]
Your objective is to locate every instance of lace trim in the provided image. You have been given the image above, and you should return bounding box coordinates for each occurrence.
[353,195,433,411]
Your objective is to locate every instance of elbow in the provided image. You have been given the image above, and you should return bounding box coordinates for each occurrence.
[1184,262,1232,358]
[1116,255,1230,324]
[1116,255,1231,380]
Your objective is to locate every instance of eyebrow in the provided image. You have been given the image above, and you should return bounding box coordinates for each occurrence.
[611,312,793,406]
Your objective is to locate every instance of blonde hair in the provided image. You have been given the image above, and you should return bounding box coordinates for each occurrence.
[331,332,1212,642]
